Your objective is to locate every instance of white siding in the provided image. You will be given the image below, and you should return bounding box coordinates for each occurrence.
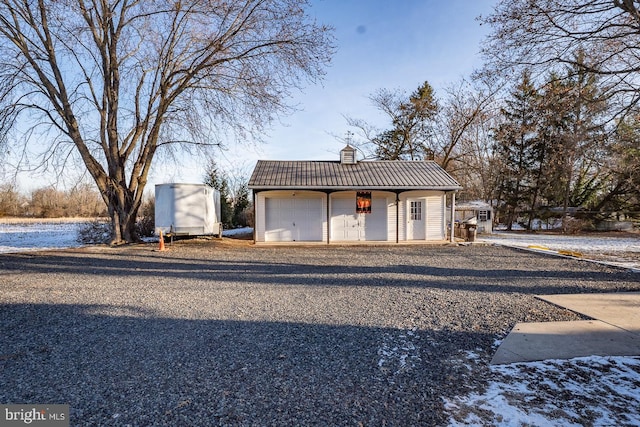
[398,195,406,241]
[387,196,398,242]
[367,198,388,240]
[426,195,445,240]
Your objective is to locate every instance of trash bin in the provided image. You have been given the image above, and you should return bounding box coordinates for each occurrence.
[467,225,476,242]
[462,216,477,242]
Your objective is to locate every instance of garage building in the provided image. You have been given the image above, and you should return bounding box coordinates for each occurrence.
[248,145,462,244]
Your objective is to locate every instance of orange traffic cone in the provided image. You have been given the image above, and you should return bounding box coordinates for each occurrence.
[158,230,166,251]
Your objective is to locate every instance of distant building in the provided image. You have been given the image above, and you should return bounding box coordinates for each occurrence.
[455,201,493,234]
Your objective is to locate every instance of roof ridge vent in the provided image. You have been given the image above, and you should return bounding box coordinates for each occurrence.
[340,144,357,164]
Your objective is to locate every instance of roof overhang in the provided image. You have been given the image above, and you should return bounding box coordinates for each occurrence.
[250,186,462,192]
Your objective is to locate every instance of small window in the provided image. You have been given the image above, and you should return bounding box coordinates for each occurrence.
[356,192,372,214]
[478,210,491,221]
[410,201,422,221]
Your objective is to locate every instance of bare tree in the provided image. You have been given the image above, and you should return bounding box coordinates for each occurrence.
[67,182,107,217]
[440,83,501,203]
[30,187,67,218]
[0,0,334,243]
[0,182,25,216]
[430,79,497,174]
[480,0,640,115]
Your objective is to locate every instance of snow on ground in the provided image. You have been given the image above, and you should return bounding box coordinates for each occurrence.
[0,221,85,254]
[222,226,253,236]
[480,231,640,253]
[480,231,640,270]
[0,222,253,254]
[377,328,422,376]
[450,232,640,426]
[445,352,640,427]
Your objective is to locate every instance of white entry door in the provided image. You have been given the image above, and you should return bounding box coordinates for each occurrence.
[331,197,388,241]
[264,197,323,242]
[407,199,426,240]
[331,198,360,240]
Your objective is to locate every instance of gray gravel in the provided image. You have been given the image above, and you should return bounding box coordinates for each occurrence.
[1,242,639,426]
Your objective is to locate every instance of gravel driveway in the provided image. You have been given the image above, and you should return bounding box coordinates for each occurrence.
[1,241,639,426]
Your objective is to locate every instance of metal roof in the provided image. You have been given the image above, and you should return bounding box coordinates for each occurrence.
[249,160,462,191]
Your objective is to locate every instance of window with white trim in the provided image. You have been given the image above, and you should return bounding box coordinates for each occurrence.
[410,201,422,221]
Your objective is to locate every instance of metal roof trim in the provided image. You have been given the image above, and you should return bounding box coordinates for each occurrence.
[248,159,462,190]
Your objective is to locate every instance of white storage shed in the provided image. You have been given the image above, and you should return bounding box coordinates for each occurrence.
[155,183,222,236]
[248,145,462,244]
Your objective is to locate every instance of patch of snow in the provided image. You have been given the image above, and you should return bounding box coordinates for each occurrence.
[0,222,255,254]
[479,231,640,270]
[0,221,84,254]
[455,200,492,209]
[377,329,421,376]
[445,355,640,427]
[480,232,640,253]
[222,226,253,237]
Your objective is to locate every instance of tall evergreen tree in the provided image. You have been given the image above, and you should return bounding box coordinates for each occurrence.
[232,183,251,227]
[557,60,608,217]
[203,159,233,228]
[595,115,640,215]
[535,58,608,229]
[493,72,540,230]
[532,73,574,227]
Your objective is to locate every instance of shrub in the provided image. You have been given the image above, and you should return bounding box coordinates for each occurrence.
[77,219,112,244]
[563,217,593,234]
[136,197,155,237]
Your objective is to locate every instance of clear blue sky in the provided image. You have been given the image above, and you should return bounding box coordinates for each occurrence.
[11,0,497,193]
[157,0,497,186]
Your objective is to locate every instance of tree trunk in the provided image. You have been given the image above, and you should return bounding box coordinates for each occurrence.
[104,181,142,245]
[109,206,140,245]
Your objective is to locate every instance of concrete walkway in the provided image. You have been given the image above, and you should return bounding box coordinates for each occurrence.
[491,292,640,365]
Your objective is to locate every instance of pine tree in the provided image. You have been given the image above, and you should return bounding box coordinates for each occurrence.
[203,159,234,228]
[536,57,608,230]
[595,116,640,215]
[232,183,250,227]
[349,81,437,160]
[493,71,540,230]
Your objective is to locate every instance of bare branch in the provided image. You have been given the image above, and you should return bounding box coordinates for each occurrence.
[0,0,334,242]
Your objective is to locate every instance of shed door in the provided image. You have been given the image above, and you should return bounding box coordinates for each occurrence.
[331,198,360,240]
[331,197,387,241]
[407,199,426,240]
[264,197,323,242]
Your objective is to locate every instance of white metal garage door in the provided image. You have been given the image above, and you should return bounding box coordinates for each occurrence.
[331,197,387,241]
[264,197,323,242]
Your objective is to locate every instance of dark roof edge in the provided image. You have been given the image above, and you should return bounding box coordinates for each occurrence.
[249,185,462,191]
